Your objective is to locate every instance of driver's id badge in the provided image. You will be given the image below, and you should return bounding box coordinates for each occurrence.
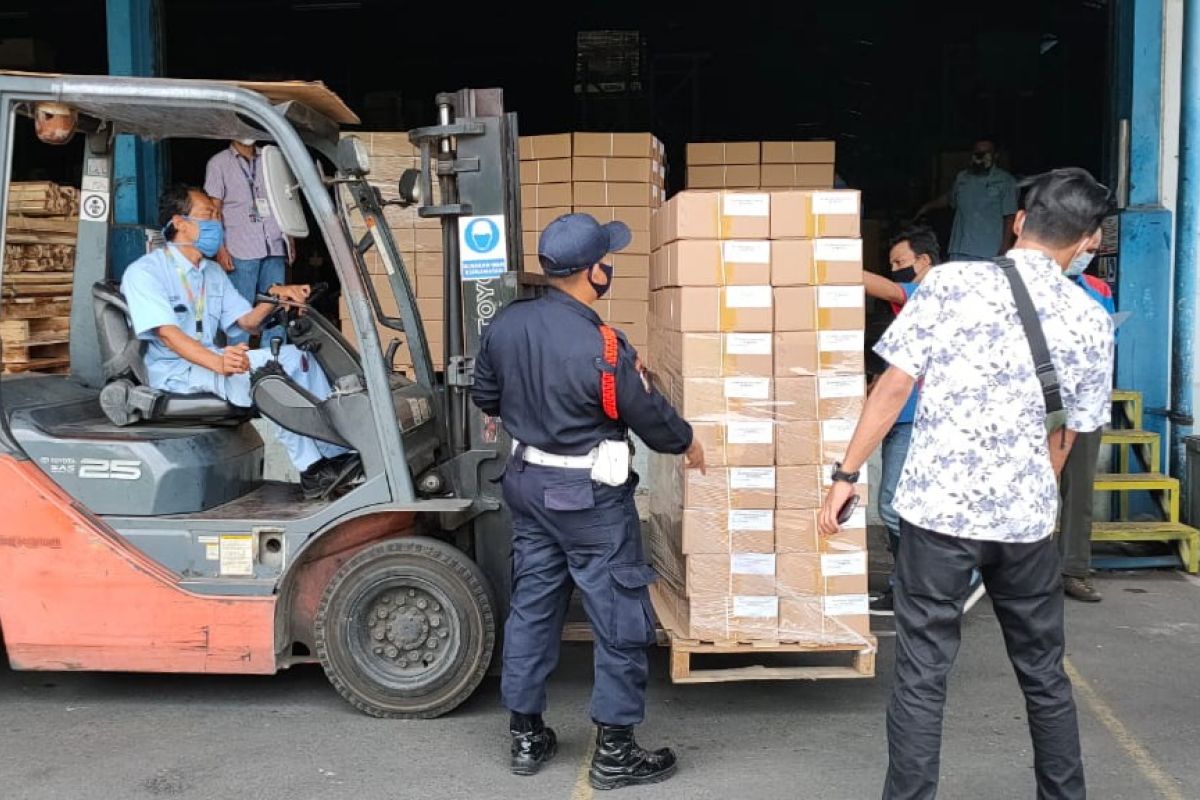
[255,197,271,219]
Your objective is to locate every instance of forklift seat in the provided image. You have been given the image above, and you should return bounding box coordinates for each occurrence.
[91,281,250,427]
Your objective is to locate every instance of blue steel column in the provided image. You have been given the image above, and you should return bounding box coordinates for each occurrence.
[1172,0,1199,483]
[106,0,162,279]
[1116,0,1172,476]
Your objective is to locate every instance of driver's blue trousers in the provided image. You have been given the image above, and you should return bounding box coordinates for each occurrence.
[500,460,657,726]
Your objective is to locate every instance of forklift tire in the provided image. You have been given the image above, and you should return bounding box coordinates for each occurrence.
[314,535,495,719]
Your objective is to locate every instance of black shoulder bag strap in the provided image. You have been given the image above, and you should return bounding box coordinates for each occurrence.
[993,257,1067,433]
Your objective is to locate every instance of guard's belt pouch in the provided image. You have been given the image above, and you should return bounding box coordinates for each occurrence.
[591,439,631,487]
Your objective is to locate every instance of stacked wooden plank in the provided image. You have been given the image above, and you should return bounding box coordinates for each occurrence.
[3,181,78,374]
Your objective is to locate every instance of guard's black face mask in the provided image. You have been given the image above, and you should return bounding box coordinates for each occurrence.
[590,262,614,299]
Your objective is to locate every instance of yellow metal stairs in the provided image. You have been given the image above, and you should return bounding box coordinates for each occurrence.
[1091,390,1199,573]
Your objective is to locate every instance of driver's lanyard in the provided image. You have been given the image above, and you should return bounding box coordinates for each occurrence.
[168,247,206,338]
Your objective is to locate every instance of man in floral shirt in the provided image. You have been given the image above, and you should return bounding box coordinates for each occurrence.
[819,168,1114,800]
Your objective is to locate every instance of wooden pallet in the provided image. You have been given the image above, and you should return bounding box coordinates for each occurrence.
[649,584,876,684]
[1,316,70,365]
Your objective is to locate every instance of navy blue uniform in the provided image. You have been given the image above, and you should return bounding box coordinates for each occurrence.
[472,287,692,725]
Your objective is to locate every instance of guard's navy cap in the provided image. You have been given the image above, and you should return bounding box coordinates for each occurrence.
[537,213,632,276]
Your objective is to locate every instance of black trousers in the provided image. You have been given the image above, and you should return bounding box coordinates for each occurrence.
[884,520,1085,800]
[1057,428,1104,578]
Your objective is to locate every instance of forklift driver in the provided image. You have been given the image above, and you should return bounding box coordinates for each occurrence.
[120,184,356,498]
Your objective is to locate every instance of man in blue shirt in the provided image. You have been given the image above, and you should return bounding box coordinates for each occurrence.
[919,139,1019,260]
[121,184,351,498]
[863,225,941,611]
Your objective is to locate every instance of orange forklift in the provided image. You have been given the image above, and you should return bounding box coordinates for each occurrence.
[0,73,529,718]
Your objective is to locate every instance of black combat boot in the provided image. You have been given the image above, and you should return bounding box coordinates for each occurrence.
[588,723,677,790]
[509,712,557,776]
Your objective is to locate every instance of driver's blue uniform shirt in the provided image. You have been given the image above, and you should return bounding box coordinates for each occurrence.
[471,288,693,457]
[120,246,252,393]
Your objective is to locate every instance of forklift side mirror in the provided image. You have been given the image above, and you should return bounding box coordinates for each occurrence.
[336,136,371,177]
[260,145,310,239]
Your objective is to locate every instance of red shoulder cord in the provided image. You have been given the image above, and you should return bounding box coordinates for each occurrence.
[598,324,619,420]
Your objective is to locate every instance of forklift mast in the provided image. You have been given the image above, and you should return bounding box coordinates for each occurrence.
[407,88,526,615]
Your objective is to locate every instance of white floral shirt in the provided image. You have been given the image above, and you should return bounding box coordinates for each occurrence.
[875,249,1114,542]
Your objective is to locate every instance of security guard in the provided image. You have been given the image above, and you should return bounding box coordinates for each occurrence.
[472,213,704,791]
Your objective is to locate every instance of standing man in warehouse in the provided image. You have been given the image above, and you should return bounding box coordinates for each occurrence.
[820,168,1114,800]
[1059,264,1116,603]
[205,138,290,345]
[918,138,1019,260]
[472,213,704,791]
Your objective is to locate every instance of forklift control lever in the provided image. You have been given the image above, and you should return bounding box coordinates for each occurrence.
[270,337,283,360]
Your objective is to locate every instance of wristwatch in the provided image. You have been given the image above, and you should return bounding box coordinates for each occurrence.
[830,462,860,484]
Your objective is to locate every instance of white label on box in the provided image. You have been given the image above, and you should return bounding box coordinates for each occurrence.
[822,465,870,488]
[846,508,867,530]
[821,419,856,442]
[811,191,860,216]
[727,420,774,444]
[723,240,771,264]
[817,286,865,309]
[730,467,776,490]
[734,596,779,618]
[726,333,772,355]
[725,377,771,400]
[723,193,770,217]
[824,594,870,617]
[818,330,866,352]
[732,553,777,575]
[822,552,868,577]
[728,510,774,532]
[725,285,773,308]
[813,238,864,262]
[818,376,865,399]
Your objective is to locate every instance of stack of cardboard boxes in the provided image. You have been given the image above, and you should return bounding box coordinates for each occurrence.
[646,188,873,646]
[519,132,666,354]
[337,133,444,374]
[686,142,837,191]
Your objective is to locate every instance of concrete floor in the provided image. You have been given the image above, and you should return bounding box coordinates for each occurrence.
[1,566,1197,800]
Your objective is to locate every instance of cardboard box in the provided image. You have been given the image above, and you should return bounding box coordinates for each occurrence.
[519,158,572,185]
[672,376,775,422]
[759,163,836,189]
[607,275,649,301]
[770,190,861,239]
[760,141,837,164]
[575,205,652,231]
[687,165,761,189]
[775,376,865,422]
[522,230,540,260]
[680,509,774,554]
[772,239,864,286]
[573,132,659,158]
[687,142,761,165]
[652,240,773,290]
[774,419,820,466]
[654,191,771,247]
[778,596,871,643]
[662,586,780,643]
[772,287,817,331]
[816,285,866,330]
[416,272,444,299]
[678,465,778,509]
[573,156,659,184]
[776,554,868,598]
[648,329,774,378]
[776,509,867,554]
[573,181,661,207]
[600,298,650,323]
[519,133,572,161]
[611,253,651,276]
[775,330,865,376]
[691,420,775,467]
[624,229,652,256]
[776,465,869,510]
[416,296,444,322]
[523,206,574,232]
[687,554,777,596]
[520,183,573,209]
[653,286,774,333]
[617,318,648,345]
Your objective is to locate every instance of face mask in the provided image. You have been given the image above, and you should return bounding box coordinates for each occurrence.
[188,217,225,258]
[589,263,614,299]
[971,154,993,173]
[892,266,917,284]
[238,138,256,147]
[1065,250,1095,278]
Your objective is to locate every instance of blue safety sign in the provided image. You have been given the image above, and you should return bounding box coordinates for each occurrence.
[458,215,508,281]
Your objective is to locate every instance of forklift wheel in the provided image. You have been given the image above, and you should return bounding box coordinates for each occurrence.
[314,536,495,719]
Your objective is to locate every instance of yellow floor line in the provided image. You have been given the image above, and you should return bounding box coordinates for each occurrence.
[569,744,594,800]
[1065,656,1186,800]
